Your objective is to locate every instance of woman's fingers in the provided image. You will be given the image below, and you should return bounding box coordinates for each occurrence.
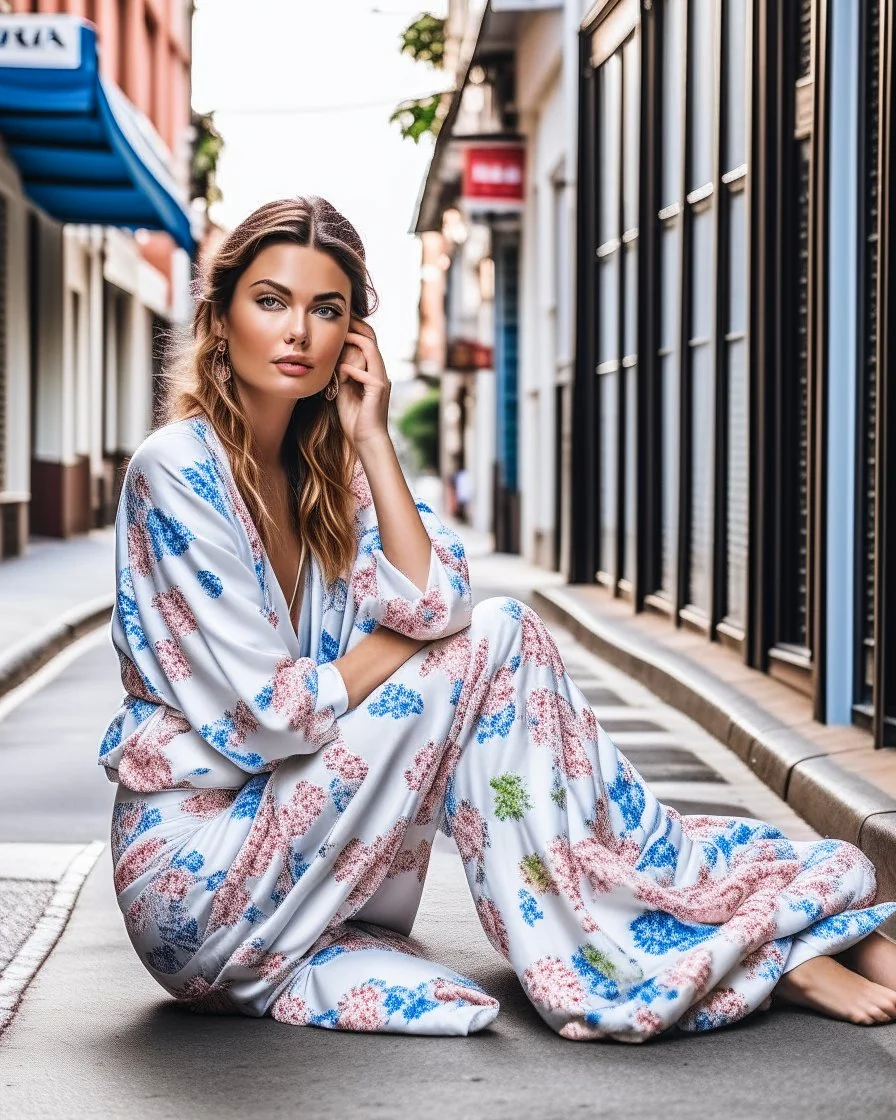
[340,341,366,367]
[344,330,387,379]
[338,361,386,387]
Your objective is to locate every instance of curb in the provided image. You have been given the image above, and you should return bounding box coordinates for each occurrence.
[0,594,114,701]
[0,841,105,1037]
[534,586,896,903]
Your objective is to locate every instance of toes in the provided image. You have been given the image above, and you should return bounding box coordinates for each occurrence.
[855,1002,896,1025]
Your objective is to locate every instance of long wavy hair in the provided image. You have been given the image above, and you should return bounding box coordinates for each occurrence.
[159,197,378,585]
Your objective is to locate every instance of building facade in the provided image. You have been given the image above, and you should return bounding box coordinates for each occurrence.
[0,1,194,554]
[570,0,896,748]
[414,0,896,749]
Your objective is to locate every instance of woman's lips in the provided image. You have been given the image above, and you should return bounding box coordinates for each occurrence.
[273,360,313,375]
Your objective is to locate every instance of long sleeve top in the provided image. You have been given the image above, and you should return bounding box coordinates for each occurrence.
[97,415,473,793]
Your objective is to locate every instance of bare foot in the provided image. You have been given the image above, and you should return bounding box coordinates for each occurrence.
[836,931,896,990]
[774,954,896,1025]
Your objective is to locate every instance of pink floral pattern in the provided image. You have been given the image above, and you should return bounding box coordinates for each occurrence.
[323,741,369,783]
[332,819,410,916]
[337,984,387,1031]
[379,588,450,640]
[114,835,166,893]
[154,638,192,683]
[476,896,510,958]
[451,800,489,880]
[432,979,497,1007]
[420,632,473,683]
[268,657,333,739]
[386,838,432,883]
[271,991,310,1026]
[118,708,191,792]
[180,789,237,819]
[207,780,327,934]
[152,587,198,638]
[523,957,586,1013]
[525,688,593,778]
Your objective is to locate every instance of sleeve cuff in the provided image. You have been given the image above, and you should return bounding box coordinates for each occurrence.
[315,660,349,718]
[372,545,438,602]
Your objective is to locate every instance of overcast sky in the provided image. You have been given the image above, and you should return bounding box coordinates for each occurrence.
[191,0,449,380]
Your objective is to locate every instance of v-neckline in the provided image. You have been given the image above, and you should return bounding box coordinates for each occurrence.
[198,416,310,638]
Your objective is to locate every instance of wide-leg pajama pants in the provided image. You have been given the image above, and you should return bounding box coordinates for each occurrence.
[111,597,896,1043]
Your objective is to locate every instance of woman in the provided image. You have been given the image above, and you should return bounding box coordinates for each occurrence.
[99,196,896,1042]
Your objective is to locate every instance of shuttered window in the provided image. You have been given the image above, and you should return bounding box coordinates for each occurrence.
[622,33,640,586]
[656,0,685,600]
[685,0,718,618]
[593,30,640,591]
[721,0,749,628]
[596,53,622,581]
[793,141,812,651]
[769,0,815,671]
[857,0,880,708]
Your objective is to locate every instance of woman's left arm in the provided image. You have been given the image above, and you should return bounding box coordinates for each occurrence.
[355,432,432,592]
[336,319,436,592]
[336,319,472,641]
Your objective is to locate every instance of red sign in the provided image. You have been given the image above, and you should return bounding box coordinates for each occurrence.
[447,338,493,371]
[462,144,525,208]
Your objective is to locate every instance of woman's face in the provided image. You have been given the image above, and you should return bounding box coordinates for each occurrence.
[219,242,353,400]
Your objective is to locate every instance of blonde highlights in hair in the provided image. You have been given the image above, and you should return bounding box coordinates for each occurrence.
[158,196,378,585]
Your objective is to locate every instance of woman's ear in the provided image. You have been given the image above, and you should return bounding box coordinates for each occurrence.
[211,315,228,341]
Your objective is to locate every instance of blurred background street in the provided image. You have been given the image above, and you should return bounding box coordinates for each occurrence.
[0,0,894,1115]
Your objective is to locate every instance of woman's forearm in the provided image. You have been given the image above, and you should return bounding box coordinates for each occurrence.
[331,625,426,710]
[356,433,433,593]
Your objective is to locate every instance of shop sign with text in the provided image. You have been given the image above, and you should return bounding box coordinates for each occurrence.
[0,14,82,69]
[462,144,525,213]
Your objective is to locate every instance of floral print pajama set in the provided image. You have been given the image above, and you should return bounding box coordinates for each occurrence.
[98,415,896,1043]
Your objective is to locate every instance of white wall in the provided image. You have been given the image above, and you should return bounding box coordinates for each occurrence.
[103,227,168,454]
[470,370,495,535]
[31,210,65,464]
[442,219,495,532]
[517,9,567,568]
[0,149,31,498]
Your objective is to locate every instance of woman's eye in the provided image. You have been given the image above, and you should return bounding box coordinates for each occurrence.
[257,295,283,310]
[315,306,340,319]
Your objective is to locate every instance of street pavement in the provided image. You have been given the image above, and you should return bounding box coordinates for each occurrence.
[0,522,895,1117]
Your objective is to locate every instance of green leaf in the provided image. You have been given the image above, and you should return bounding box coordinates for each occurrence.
[519,852,556,894]
[398,13,446,68]
[490,772,533,822]
[580,944,619,980]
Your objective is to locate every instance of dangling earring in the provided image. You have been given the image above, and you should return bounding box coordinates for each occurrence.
[213,339,231,385]
[324,372,339,401]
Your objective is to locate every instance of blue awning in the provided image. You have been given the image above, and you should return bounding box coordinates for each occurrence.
[0,15,194,251]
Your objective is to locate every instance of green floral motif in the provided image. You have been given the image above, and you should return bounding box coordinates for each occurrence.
[550,779,566,809]
[490,772,533,821]
[580,944,619,980]
[519,852,556,894]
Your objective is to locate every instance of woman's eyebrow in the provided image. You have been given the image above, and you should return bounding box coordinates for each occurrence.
[248,279,346,302]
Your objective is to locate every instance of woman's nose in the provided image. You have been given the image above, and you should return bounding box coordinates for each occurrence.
[285,312,309,345]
